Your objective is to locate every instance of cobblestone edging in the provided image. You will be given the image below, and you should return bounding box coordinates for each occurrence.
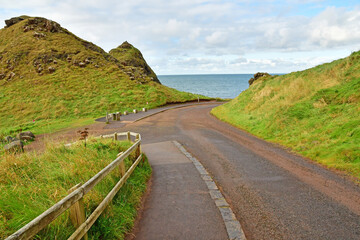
[173,141,247,240]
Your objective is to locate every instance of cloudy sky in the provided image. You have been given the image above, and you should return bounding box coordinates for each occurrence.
[0,0,359,74]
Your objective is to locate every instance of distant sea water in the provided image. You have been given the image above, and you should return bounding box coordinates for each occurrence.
[158,74,254,99]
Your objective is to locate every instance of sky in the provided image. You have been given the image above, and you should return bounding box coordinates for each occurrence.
[0,0,359,74]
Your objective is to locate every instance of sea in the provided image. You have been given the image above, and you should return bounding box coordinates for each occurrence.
[158,74,253,99]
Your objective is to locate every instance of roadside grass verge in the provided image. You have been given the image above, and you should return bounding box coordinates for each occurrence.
[212,51,360,179]
[0,138,151,239]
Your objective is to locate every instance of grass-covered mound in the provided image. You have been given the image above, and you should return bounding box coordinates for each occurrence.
[0,138,151,239]
[0,16,206,136]
[212,51,360,179]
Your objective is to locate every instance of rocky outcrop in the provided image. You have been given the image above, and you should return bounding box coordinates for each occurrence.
[4,16,29,27]
[17,131,35,141]
[4,140,24,153]
[249,72,271,86]
[109,41,161,84]
[48,66,56,73]
[4,136,17,143]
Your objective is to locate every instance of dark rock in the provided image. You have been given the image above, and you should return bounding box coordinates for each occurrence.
[79,62,86,67]
[85,58,91,64]
[53,60,57,64]
[33,31,46,38]
[248,72,271,86]
[4,136,15,143]
[8,72,15,80]
[4,140,24,153]
[44,19,61,32]
[5,16,28,27]
[17,131,35,141]
[48,66,56,73]
[37,67,43,73]
[33,60,40,66]
[67,56,72,62]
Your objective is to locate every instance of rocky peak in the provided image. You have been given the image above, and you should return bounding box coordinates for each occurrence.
[5,16,63,33]
[4,15,30,27]
[119,41,133,49]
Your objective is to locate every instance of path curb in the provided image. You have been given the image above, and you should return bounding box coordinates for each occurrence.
[173,141,247,240]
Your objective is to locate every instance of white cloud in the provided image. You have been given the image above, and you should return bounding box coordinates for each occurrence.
[308,6,360,47]
[0,0,359,74]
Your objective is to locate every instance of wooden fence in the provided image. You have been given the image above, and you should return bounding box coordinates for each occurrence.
[6,132,142,240]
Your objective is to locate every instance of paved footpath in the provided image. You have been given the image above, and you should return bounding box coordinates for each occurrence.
[131,141,245,240]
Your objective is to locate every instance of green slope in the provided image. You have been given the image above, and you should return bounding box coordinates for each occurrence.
[212,51,360,179]
[0,16,205,136]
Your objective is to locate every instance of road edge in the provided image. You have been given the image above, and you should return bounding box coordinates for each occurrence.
[173,140,247,240]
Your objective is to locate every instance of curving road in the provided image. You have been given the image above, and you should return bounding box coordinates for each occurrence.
[116,103,360,240]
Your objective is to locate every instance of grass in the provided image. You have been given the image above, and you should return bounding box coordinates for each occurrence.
[212,51,360,179]
[0,138,152,239]
[0,17,208,138]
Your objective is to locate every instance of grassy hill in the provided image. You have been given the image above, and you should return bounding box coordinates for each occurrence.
[212,51,360,179]
[0,16,205,136]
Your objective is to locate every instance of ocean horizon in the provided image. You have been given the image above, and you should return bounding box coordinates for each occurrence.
[158,74,283,99]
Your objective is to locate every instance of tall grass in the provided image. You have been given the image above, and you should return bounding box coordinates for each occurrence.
[0,138,151,239]
[212,51,360,179]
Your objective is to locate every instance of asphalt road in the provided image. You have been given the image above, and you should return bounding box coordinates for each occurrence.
[116,103,360,240]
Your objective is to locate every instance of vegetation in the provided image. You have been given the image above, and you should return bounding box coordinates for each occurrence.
[109,41,160,83]
[212,51,360,179]
[0,16,207,137]
[0,138,151,239]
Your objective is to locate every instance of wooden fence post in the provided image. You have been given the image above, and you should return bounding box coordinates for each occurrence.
[114,132,118,141]
[116,112,120,121]
[68,184,88,240]
[105,112,109,124]
[135,134,141,159]
[112,113,116,121]
[127,131,131,142]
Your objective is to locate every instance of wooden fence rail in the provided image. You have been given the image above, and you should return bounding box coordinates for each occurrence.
[6,132,142,240]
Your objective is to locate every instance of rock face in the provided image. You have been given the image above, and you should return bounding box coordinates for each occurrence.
[4,140,24,153]
[4,136,17,143]
[5,16,29,27]
[109,41,161,84]
[248,72,271,86]
[17,131,35,141]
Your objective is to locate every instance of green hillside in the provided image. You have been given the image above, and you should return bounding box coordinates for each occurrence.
[0,16,204,136]
[212,51,360,178]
